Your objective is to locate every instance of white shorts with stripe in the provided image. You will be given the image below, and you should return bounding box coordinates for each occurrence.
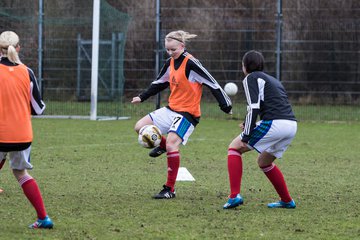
[149,107,195,145]
[0,146,33,170]
[241,119,297,158]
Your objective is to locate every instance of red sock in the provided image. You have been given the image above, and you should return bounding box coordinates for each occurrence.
[165,151,180,192]
[261,164,292,203]
[19,175,47,219]
[160,136,166,150]
[227,148,243,198]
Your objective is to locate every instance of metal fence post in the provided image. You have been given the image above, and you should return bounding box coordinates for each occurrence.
[276,0,282,81]
[155,0,161,109]
[38,0,44,96]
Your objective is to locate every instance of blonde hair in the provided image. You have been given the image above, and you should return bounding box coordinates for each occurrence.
[0,31,22,64]
[165,30,197,45]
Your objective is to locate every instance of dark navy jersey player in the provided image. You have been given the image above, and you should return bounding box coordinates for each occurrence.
[223,50,297,210]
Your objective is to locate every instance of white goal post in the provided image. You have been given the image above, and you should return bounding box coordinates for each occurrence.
[90,0,100,120]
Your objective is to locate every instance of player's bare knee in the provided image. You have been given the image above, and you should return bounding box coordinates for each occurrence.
[257,159,265,168]
[166,140,180,153]
[228,142,239,150]
[229,142,247,154]
[257,161,273,169]
[257,153,276,168]
[238,146,247,154]
[134,125,139,133]
[166,143,175,152]
[134,122,143,133]
[12,169,27,181]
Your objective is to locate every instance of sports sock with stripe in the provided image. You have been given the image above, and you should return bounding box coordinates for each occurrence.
[227,148,243,198]
[165,151,180,192]
[19,175,47,219]
[261,163,292,203]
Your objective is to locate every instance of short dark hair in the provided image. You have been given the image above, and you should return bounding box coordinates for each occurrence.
[242,50,264,73]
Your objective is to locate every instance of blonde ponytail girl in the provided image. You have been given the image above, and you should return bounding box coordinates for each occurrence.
[0,31,22,64]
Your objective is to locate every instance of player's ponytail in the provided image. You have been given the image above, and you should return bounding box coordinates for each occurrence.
[0,31,22,64]
[166,30,197,45]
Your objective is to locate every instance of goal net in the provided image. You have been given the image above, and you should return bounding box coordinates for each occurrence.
[0,0,131,120]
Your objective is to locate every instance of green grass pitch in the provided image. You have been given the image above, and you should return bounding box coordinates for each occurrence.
[0,119,359,239]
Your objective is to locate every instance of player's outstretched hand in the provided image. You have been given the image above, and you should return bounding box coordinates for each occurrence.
[131,96,141,104]
[240,122,245,130]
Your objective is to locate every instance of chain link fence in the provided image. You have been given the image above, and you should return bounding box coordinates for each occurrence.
[0,0,359,121]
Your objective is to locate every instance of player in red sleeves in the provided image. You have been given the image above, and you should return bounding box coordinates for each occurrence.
[132,30,232,199]
[0,31,53,228]
[223,50,297,209]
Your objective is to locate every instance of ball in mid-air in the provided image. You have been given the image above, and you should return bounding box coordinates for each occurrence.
[224,82,238,96]
[138,125,162,148]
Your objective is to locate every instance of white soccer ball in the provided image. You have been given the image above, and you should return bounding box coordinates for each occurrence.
[224,82,238,96]
[138,125,162,148]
